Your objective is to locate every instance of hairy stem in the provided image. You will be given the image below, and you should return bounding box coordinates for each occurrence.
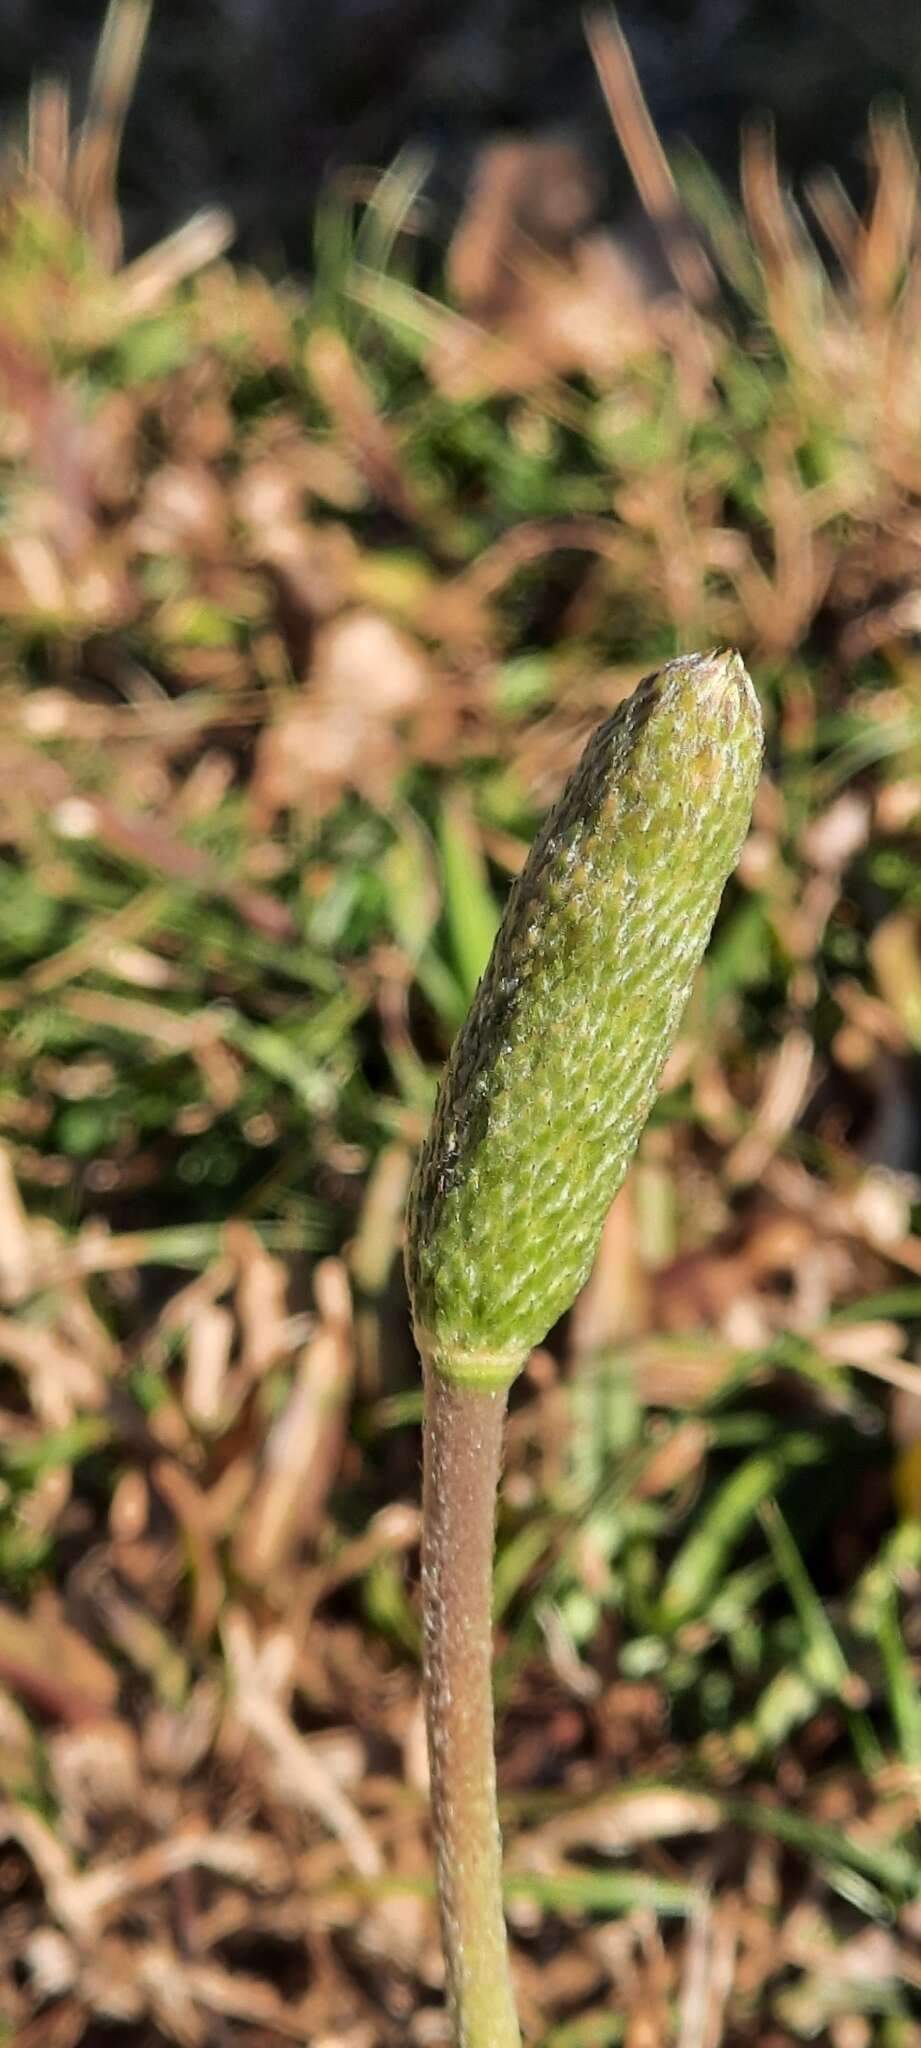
[421,1361,521,2048]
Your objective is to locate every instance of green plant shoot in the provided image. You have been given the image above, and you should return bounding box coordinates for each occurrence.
[406,649,763,2048]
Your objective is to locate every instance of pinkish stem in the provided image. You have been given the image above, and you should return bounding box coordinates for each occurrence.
[421,1361,521,2048]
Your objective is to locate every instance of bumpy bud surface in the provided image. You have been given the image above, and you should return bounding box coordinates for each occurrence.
[406,650,763,1388]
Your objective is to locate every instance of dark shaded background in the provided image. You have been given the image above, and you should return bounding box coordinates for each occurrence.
[2,0,920,264]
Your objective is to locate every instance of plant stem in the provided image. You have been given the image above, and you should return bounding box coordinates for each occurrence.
[421,1359,522,2048]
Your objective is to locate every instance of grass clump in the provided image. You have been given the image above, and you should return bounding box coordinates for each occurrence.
[0,8,919,2043]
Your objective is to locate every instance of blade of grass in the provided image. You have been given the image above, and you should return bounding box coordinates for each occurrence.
[504,1868,696,1916]
[41,1217,327,1284]
[877,1581,921,1769]
[437,790,501,1005]
[726,1795,921,1898]
[759,1498,884,1775]
[658,1437,823,1627]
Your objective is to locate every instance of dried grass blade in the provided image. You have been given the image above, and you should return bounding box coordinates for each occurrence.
[27,79,71,204]
[584,9,715,304]
[71,0,153,266]
[857,105,918,313]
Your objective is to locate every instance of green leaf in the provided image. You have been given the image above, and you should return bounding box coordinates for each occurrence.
[659,1440,822,1627]
[437,789,501,1005]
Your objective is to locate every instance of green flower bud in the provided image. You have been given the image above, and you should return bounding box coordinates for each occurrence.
[407,649,762,1388]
